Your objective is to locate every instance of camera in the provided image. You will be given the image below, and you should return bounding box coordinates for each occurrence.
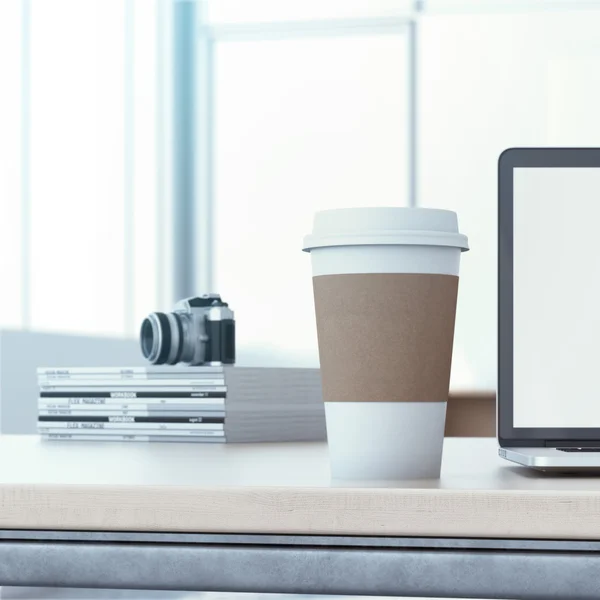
[140,294,235,366]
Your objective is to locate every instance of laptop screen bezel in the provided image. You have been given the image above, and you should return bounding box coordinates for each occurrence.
[498,147,600,447]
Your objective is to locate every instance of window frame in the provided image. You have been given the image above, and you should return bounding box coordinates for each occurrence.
[174,6,418,297]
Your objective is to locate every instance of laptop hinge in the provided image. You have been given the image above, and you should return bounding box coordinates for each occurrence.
[545,440,600,448]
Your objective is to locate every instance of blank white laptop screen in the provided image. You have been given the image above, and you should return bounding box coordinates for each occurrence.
[514,167,600,428]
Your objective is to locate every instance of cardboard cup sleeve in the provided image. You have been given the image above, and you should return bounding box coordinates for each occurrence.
[313,273,459,403]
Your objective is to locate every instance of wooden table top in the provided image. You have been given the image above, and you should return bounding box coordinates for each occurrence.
[0,435,599,539]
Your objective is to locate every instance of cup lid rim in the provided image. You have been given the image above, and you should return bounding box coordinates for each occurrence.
[303,229,470,252]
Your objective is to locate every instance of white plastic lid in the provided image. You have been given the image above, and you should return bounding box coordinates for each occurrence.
[302,207,469,252]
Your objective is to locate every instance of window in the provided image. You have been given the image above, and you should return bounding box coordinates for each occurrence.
[197,0,600,387]
[5,0,600,389]
[0,0,24,328]
[0,0,173,337]
[213,28,412,367]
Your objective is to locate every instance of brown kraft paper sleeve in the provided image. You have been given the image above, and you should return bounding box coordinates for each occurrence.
[312,273,459,403]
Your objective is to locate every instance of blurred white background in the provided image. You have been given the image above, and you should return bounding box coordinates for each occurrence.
[0,0,173,338]
[1,0,600,390]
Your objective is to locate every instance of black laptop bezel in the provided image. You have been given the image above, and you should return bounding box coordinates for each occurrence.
[498,147,600,447]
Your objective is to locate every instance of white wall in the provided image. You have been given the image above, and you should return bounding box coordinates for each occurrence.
[209,6,600,384]
[418,8,600,390]
[213,27,411,368]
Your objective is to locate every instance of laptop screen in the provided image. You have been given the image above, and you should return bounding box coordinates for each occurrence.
[513,167,600,428]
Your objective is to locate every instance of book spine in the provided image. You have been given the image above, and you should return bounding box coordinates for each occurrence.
[37,378,225,387]
[37,367,225,376]
[39,415,224,423]
[39,409,226,418]
[38,399,225,408]
[38,427,225,436]
[39,390,226,398]
[41,434,226,443]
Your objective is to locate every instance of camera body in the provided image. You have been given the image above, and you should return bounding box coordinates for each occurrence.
[140,294,235,366]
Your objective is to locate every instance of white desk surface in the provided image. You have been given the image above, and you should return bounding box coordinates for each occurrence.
[0,435,599,540]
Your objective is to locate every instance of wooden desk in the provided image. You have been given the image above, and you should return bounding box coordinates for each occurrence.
[0,435,599,599]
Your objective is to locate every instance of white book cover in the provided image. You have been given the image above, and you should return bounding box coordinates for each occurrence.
[37,366,224,375]
[41,434,225,443]
[38,428,225,437]
[38,410,225,418]
[37,421,224,430]
[38,396,225,406]
[38,387,227,394]
[37,378,225,387]
[38,374,222,383]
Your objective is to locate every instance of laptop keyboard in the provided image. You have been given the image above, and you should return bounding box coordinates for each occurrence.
[557,448,600,452]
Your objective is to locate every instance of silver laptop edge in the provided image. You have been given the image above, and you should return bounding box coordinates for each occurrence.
[500,447,600,471]
[497,148,600,471]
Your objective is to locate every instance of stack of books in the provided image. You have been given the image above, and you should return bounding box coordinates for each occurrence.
[37,366,326,443]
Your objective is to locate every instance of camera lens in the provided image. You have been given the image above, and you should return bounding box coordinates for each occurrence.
[139,312,172,364]
[140,319,154,358]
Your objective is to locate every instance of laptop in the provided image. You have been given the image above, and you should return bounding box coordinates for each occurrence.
[498,148,600,471]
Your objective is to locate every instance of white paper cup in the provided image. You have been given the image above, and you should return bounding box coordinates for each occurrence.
[303,208,468,480]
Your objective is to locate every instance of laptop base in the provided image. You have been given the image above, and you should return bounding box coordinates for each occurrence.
[500,447,600,472]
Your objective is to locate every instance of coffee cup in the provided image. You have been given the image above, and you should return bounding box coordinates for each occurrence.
[303,207,469,480]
